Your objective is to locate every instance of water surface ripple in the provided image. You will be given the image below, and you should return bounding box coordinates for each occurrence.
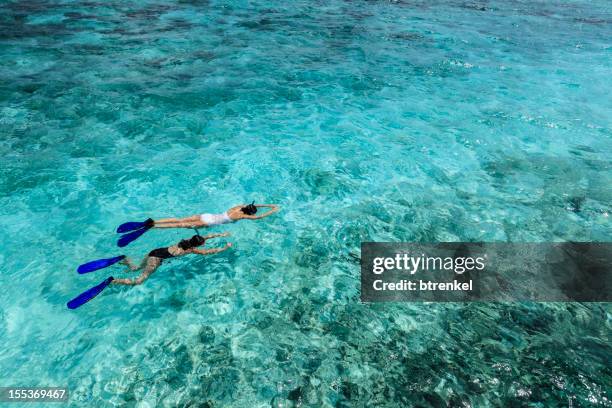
[0,0,610,406]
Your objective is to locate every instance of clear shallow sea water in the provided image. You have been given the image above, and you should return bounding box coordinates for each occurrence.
[0,0,610,406]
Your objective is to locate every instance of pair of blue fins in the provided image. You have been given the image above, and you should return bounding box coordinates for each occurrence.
[66,218,155,309]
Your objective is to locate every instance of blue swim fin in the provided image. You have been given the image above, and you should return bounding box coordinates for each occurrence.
[67,276,114,309]
[117,223,153,247]
[77,255,126,274]
[116,218,153,233]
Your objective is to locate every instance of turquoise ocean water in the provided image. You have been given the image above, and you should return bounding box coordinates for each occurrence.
[1,0,610,406]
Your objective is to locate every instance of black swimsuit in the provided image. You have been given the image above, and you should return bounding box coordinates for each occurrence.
[148,247,174,260]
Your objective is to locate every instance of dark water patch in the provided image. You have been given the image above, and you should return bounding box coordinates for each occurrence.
[325,23,365,45]
[481,154,591,189]
[63,43,108,55]
[573,17,610,25]
[178,0,209,5]
[569,144,597,155]
[340,6,374,21]
[16,82,45,94]
[168,18,195,29]
[287,385,303,401]
[373,0,434,10]
[0,21,75,40]
[388,31,426,41]
[461,2,489,12]
[260,8,282,15]
[236,18,276,31]
[197,366,240,402]
[481,157,520,180]
[322,302,612,406]
[160,292,187,310]
[5,0,53,14]
[78,1,112,7]
[567,196,584,213]
[299,168,357,199]
[99,26,139,36]
[154,25,188,34]
[63,11,99,20]
[198,326,215,343]
[293,227,334,270]
[284,297,318,328]
[142,57,184,69]
[165,73,193,85]
[123,4,176,20]
[192,50,216,62]
[252,313,275,331]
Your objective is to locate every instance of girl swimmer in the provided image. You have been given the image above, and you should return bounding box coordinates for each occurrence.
[113,233,232,286]
[67,233,232,309]
[115,202,279,247]
[154,202,280,229]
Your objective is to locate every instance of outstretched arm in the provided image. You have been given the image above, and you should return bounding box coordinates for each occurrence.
[247,204,280,219]
[191,243,233,255]
[201,232,230,240]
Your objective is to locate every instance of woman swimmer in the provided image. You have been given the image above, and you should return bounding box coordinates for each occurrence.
[113,232,232,286]
[115,202,279,247]
[153,202,279,229]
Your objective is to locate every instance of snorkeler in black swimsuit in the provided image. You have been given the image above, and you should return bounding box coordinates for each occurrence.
[112,233,232,286]
[148,247,175,261]
[67,233,233,309]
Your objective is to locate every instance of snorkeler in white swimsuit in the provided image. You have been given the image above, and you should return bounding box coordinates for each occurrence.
[152,202,279,229]
[115,202,279,247]
[199,212,233,226]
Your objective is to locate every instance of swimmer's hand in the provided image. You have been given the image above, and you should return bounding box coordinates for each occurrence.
[256,204,280,211]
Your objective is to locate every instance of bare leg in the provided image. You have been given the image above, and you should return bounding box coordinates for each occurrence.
[155,215,201,224]
[113,257,161,286]
[154,221,206,229]
[120,257,147,272]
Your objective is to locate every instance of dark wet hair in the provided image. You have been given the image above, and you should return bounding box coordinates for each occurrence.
[178,235,205,250]
[241,201,257,215]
